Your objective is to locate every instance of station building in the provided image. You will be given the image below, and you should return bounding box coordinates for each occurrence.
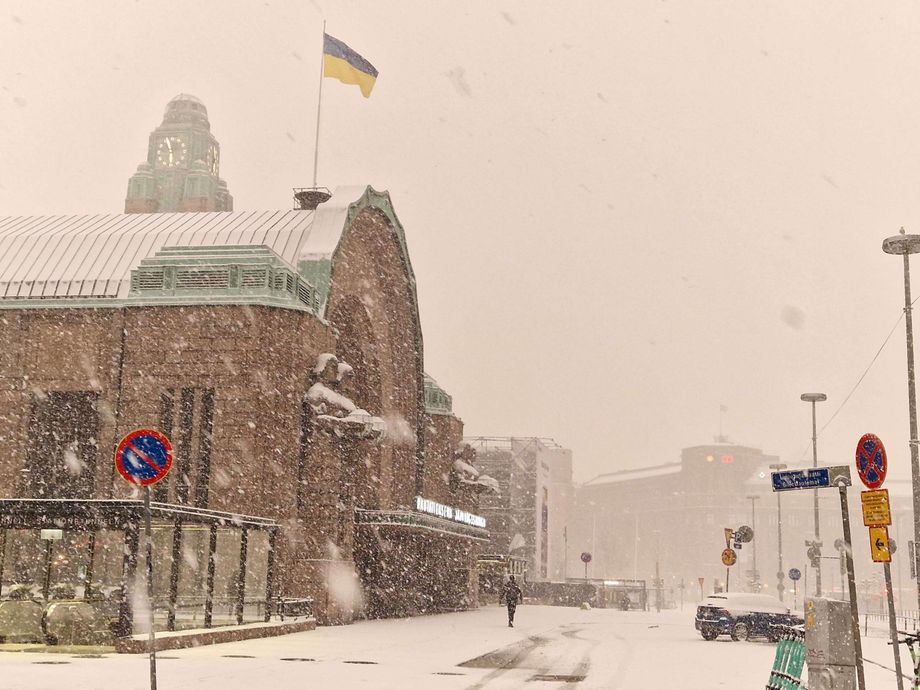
[0,97,496,632]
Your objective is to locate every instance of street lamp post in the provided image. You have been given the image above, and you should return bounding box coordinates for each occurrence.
[801,392,827,596]
[769,463,788,602]
[883,229,920,614]
[746,494,760,591]
[653,530,661,613]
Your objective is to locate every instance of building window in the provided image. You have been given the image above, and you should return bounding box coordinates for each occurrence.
[195,389,215,508]
[296,399,310,515]
[153,390,175,502]
[175,388,195,504]
[157,386,215,507]
[24,391,99,498]
[540,487,549,578]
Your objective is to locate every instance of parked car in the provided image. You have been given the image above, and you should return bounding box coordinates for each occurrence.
[695,592,803,641]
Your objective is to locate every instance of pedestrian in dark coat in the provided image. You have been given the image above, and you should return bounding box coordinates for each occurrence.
[500,575,522,627]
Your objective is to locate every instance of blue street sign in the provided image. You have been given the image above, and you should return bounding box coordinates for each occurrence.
[771,465,851,492]
[789,568,801,581]
[772,468,830,491]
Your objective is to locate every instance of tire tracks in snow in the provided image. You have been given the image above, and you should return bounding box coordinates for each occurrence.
[459,622,602,689]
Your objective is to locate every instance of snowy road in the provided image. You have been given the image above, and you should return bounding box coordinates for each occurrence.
[0,605,909,689]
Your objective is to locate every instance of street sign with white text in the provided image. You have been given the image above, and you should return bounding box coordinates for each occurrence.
[771,466,852,492]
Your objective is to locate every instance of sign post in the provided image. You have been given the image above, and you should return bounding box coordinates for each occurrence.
[855,433,902,690]
[721,546,737,592]
[40,528,63,602]
[115,429,173,690]
[788,568,801,609]
[836,472,866,690]
[772,464,865,690]
[580,551,592,581]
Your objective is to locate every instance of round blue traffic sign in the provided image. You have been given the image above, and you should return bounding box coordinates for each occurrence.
[788,568,801,582]
[115,429,173,486]
[856,433,887,490]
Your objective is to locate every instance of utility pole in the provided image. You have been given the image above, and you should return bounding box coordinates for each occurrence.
[746,494,760,591]
[883,230,920,615]
[801,392,827,596]
[654,530,661,613]
[563,525,568,581]
[769,463,787,601]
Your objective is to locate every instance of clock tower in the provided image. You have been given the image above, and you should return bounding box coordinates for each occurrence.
[125,94,233,213]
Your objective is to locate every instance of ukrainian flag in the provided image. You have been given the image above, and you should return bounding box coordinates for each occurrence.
[323,33,378,98]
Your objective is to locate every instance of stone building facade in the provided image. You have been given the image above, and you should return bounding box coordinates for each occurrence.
[0,186,490,625]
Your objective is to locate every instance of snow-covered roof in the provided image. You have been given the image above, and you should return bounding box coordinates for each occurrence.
[582,462,682,486]
[297,185,369,263]
[0,209,314,299]
[0,185,389,303]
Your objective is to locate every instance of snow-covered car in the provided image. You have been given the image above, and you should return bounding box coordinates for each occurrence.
[695,593,803,641]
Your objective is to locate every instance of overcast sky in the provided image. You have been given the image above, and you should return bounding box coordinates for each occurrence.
[5,1,920,483]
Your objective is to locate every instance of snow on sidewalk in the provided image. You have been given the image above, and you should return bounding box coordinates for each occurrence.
[0,605,910,689]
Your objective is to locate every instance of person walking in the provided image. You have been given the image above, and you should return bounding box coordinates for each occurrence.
[500,575,522,627]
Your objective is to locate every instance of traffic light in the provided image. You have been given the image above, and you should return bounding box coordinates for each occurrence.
[806,540,821,568]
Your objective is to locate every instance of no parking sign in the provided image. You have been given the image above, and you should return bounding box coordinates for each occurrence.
[115,429,173,486]
[855,433,887,490]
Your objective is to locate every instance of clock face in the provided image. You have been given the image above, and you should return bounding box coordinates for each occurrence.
[156,136,187,167]
[208,144,219,174]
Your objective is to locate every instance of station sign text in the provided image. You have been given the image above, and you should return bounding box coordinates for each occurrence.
[415,496,487,529]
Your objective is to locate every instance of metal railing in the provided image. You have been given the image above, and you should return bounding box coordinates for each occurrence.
[863,610,920,636]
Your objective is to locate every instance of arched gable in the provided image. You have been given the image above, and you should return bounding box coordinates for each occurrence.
[301,187,425,509]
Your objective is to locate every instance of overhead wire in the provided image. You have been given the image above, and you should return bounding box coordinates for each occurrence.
[796,297,917,463]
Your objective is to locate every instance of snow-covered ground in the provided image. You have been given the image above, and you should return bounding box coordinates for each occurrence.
[0,604,910,689]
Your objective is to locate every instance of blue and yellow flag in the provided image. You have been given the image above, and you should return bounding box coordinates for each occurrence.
[323,33,378,98]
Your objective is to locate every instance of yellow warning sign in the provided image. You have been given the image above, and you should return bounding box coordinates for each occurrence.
[724,528,733,547]
[869,525,892,563]
[861,489,892,527]
[805,599,816,630]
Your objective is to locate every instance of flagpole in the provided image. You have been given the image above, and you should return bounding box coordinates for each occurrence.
[312,20,326,188]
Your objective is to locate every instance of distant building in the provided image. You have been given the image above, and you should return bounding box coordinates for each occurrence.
[573,443,786,602]
[465,437,573,582]
[575,443,920,609]
[125,94,233,213]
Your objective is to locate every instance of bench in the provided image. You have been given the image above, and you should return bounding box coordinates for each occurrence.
[275,597,314,621]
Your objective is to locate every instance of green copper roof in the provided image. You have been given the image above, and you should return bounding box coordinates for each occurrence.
[424,374,453,415]
[128,244,319,311]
